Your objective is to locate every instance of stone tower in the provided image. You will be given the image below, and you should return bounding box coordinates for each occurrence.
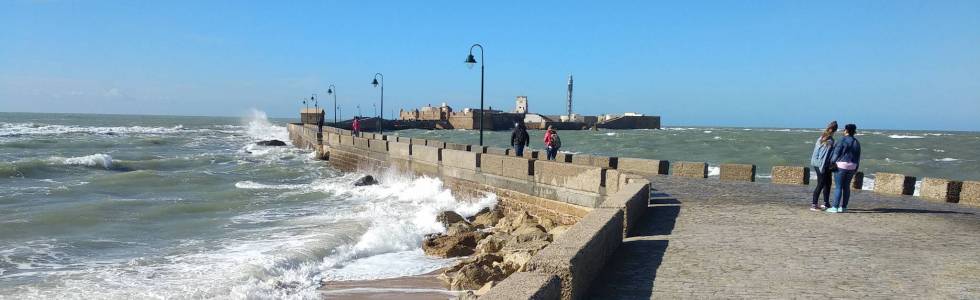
[515,96,528,114]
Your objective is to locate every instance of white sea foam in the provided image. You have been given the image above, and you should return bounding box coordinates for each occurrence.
[703,130,712,133]
[888,135,924,139]
[0,122,190,137]
[51,154,113,169]
[707,166,720,177]
[934,158,960,162]
[234,181,309,190]
[605,132,617,136]
[245,109,289,142]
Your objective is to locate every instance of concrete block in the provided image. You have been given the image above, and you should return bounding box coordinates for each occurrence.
[771,166,810,185]
[526,208,623,300]
[353,137,370,150]
[469,145,488,153]
[481,154,535,179]
[600,180,650,238]
[486,147,509,156]
[604,169,621,194]
[339,134,354,146]
[520,150,541,160]
[480,272,560,300]
[672,161,708,179]
[617,158,669,176]
[428,140,447,148]
[555,152,573,163]
[919,178,962,203]
[412,145,441,165]
[874,172,916,195]
[367,139,388,153]
[410,138,427,146]
[445,143,471,151]
[571,154,618,169]
[719,163,756,182]
[960,181,980,207]
[442,149,479,171]
[388,141,412,159]
[533,160,605,193]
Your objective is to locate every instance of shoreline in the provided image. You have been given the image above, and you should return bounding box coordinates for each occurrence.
[320,270,461,299]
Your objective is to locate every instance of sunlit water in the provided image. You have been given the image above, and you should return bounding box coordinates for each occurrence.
[0,111,495,299]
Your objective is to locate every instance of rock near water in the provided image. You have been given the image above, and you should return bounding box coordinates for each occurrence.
[353,175,379,186]
[255,139,287,146]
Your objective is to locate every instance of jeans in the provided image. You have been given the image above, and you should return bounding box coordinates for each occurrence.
[832,169,856,209]
[514,144,525,157]
[812,167,832,207]
[546,147,559,160]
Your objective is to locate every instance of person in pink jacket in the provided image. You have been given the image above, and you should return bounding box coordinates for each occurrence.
[352,117,361,136]
[543,126,561,160]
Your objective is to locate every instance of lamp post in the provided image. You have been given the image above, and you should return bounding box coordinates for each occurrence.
[327,85,337,123]
[371,73,384,135]
[465,43,485,146]
[311,94,318,109]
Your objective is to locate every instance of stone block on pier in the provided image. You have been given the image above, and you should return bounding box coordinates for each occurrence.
[485,147,509,156]
[388,141,411,159]
[571,154,618,169]
[720,163,756,182]
[771,166,810,185]
[519,150,540,160]
[554,152,574,163]
[617,158,669,176]
[367,139,388,153]
[533,160,605,193]
[410,138,427,146]
[427,140,447,148]
[873,172,916,196]
[600,180,650,239]
[445,143,470,151]
[441,149,479,171]
[353,137,370,150]
[468,145,488,153]
[956,181,980,207]
[480,154,534,179]
[673,161,708,179]
[481,272,560,300]
[919,178,962,203]
[412,145,441,165]
[339,135,354,146]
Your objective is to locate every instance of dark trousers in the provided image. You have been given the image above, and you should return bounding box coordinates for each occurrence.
[546,147,559,160]
[812,167,832,207]
[832,169,856,209]
[514,144,525,156]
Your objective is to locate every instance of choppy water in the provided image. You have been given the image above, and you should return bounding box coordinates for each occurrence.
[394,126,980,193]
[0,111,494,299]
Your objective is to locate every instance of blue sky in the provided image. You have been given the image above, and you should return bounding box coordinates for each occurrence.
[1,1,978,130]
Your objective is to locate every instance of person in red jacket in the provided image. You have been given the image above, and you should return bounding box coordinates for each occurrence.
[352,117,361,136]
[543,126,562,160]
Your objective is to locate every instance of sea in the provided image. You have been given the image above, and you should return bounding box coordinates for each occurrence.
[1,111,978,299]
[0,111,495,299]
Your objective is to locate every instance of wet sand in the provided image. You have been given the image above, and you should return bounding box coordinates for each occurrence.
[320,271,462,299]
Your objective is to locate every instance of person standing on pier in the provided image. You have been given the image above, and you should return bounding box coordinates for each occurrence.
[352,117,361,136]
[827,123,861,213]
[544,126,562,161]
[809,121,838,211]
[511,122,530,156]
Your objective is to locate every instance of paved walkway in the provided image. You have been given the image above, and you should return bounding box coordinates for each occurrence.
[591,176,980,299]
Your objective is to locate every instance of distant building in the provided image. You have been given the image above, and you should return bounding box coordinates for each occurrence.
[515,96,528,114]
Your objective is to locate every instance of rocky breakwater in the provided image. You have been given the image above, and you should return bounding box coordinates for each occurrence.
[422,207,570,296]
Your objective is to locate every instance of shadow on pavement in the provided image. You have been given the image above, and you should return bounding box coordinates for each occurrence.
[847,208,975,215]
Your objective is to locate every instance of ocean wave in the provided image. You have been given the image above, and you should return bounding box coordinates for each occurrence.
[0,122,192,137]
[888,135,924,139]
[934,158,960,162]
[244,109,289,142]
[45,154,113,169]
[235,181,309,190]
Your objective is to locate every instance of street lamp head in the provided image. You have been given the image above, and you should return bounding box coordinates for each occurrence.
[327,88,333,95]
[371,78,379,87]
[465,53,477,69]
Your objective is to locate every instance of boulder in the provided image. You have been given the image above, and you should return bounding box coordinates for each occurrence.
[353,175,379,186]
[548,225,571,238]
[422,232,482,258]
[538,218,556,232]
[436,211,467,228]
[449,262,507,290]
[476,234,507,254]
[499,240,550,273]
[510,224,551,244]
[446,222,475,236]
[471,207,504,228]
[256,139,287,146]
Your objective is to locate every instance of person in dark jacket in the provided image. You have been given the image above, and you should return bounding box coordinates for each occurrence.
[827,123,861,213]
[809,121,838,211]
[511,122,530,156]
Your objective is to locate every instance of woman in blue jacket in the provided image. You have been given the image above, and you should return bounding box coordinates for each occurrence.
[827,124,861,213]
[809,121,838,211]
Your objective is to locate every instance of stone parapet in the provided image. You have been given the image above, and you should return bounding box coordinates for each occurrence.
[599,180,650,238]
[367,139,388,153]
[442,149,480,171]
[339,134,354,146]
[533,160,605,193]
[412,145,442,165]
[673,161,708,179]
[526,208,623,300]
[919,178,962,203]
[353,137,370,150]
[480,272,560,300]
[486,147,510,156]
[571,154,618,169]
[957,181,980,206]
[410,138,427,146]
[616,158,669,176]
[874,173,916,195]
[389,141,412,159]
[469,145,488,153]
[428,140,447,148]
[720,163,756,182]
[481,154,534,179]
[445,143,471,151]
[771,166,810,185]
[555,152,574,163]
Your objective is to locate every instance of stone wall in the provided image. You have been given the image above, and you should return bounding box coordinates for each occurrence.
[673,161,708,179]
[720,163,756,182]
[959,181,980,207]
[771,166,810,185]
[874,173,916,196]
[616,158,669,176]
[920,178,962,203]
